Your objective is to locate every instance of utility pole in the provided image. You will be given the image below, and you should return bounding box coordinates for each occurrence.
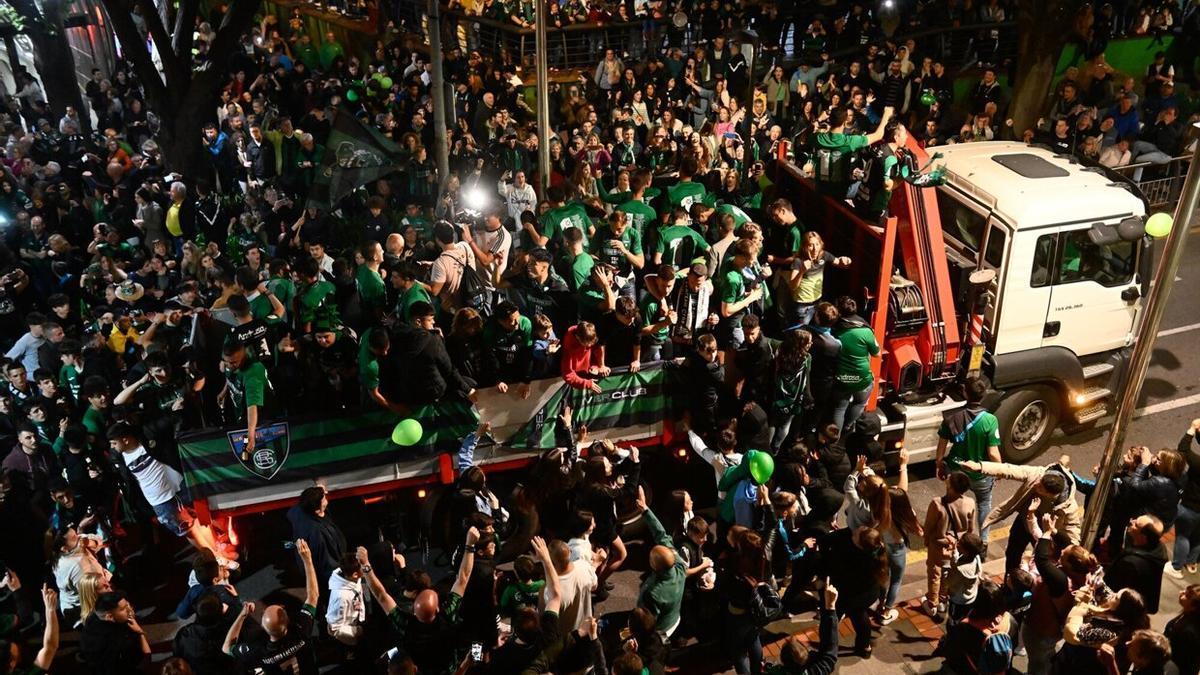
[1082,124,1200,549]
[428,0,450,192]
[534,0,550,192]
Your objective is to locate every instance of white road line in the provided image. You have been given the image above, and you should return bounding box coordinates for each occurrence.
[1158,321,1200,337]
[1135,392,1200,418]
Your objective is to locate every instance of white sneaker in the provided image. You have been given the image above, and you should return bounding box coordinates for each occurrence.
[1165,562,1184,579]
[880,608,900,625]
[1188,564,1198,574]
[216,555,241,571]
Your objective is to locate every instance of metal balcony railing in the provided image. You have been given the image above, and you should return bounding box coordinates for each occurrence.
[1110,153,1195,210]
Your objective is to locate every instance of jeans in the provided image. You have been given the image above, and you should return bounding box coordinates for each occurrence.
[1022,622,1058,675]
[1005,518,1036,574]
[789,302,816,329]
[969,475,995,549]
[884,541,908,608]
[1174,503,1200,569]
[725,611,763,675]
[770,413,803,452]
[1132,140,1172,180]
[831,386,871,433]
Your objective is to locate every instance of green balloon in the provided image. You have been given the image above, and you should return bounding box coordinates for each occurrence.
[346,89,359,102]
[380,77,393,90]
[1146,212,1173,238]
[920,90,936,107]
[748,451,775,485]
[391,418,424,446]
[371,72,384,81]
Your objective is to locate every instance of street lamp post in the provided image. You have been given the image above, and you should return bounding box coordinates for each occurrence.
[534,0,551,192]
[1081,125,1200,550]
[429,0,450,193]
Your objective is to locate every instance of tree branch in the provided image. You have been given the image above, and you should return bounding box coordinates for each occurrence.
[172,0,198,64]
[209,0,262,58]
[134,0,183,84]
[99,0,170,111]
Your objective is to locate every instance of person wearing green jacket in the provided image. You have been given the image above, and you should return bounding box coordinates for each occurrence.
[636,500,688,636]
[830,296,879,433]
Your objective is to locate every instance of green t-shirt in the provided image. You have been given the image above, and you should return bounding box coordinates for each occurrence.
[833,324,880,392]
[358,327,381,392]
[397,283,434,322]
[589,225,642,277]
[616,199,658,238]
[82,406,108,440]
[538,202,592,249]
[247,292,276,322]
[717,268,748,325]
[939,409,1001,480]
[655,224,710,271]
[667,181,708,209]
[225,361,271,419]
[296,279,337,325]
[559,251,595,293]
[639,293,671,344]
[714,203,752,228]
[499,579,546,616]
[60,363,82,401]
[267,277,295,319]
[814,132,870,188]
[355,264,387,312]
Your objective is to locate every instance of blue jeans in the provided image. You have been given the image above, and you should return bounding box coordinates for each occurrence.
[725,611,763,675]
[831,386,871,433]
[883,541,908,608]
[969,475,995,549]
[771,412,803,452]
[789,302,816,329]
[152,495,195,537]
[1174,503,1200,569]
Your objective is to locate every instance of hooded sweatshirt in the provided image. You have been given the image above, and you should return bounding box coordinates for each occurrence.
[378,322,473,405]
[326,568,366,632]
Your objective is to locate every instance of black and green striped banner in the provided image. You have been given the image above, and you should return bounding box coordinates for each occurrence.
[506,366,669,448]
[178,402,478,498]
[178,366,672,499]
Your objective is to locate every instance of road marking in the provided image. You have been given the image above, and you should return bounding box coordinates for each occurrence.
[1158,321,1200,337]
[1135,391,1200,418]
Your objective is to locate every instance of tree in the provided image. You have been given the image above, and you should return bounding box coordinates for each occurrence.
[1008,0,1082,137]
[98,0,261,175]
[7,0,87,127]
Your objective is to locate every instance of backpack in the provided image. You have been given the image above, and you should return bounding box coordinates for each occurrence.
[748,580,784,626]
[814,145,851,185]
[442,248,492,318]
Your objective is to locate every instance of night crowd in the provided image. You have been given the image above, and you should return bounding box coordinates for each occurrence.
[0,0,1199,673]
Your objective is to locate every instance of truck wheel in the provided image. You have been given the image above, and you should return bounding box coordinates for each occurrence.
[997,386,1060,463]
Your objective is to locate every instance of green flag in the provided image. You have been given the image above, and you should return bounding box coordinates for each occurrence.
[306,108,405,211]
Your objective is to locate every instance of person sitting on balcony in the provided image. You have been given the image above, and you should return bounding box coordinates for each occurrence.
[1132,106,1185,180]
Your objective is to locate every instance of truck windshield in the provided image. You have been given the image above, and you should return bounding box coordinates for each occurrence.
[935,188,987,253]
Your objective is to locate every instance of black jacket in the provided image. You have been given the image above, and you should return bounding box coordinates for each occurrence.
[1116,463,1182,530]
[379,323,473,406]
[80,614,148,675]
[286,504,347,584]
[173,619,236,675]
[1106,540,1168,614]
[1178,433,1200,511]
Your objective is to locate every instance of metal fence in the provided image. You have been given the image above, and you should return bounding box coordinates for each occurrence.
[1111,154,1195,211]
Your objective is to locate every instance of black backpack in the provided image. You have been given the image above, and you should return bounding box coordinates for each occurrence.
[442,249,492,318]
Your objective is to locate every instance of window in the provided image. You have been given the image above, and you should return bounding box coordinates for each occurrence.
[1055,230,1135,288]
[936,189,987,254]
[984,227,1006,268]
[1031,234,1056,288]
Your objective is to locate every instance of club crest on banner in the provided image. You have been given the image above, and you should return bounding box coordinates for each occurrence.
[229,422,290,480]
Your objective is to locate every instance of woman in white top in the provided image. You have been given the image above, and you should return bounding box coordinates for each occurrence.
[50,527,110,626]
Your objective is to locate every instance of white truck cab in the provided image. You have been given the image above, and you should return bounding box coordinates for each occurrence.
[893,141,1148,462]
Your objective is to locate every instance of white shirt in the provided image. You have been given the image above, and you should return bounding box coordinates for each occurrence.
[122,445,183,506]
[546,561,597,633]
[473,225,512,289]
[499,179,538,224]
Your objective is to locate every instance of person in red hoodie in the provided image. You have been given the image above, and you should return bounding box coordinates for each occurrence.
[561,321,607,393]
